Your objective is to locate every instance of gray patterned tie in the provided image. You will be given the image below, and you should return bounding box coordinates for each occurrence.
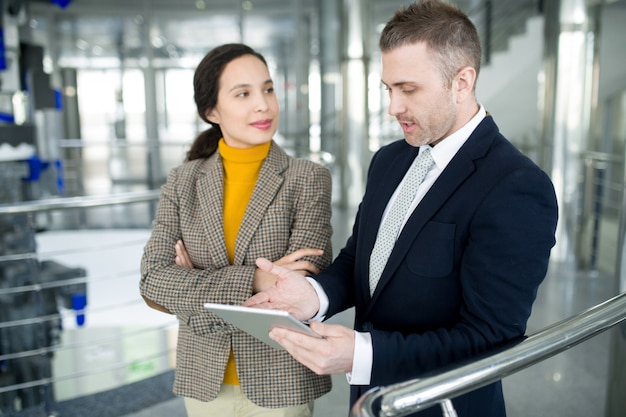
[369,147,434,296]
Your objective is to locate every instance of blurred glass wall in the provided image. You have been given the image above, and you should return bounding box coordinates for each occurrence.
[26,0,419,201]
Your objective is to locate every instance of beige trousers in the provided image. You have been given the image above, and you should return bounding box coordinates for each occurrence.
[184,384,314,417]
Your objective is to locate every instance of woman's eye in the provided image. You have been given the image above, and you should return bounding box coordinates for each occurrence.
[236,91,249,97]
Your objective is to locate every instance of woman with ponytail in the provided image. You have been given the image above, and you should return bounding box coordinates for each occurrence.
[140,43,333,417]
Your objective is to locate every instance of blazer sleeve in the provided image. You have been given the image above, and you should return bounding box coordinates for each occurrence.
[285,161,334,270]
[139,165,256,316]
[139,159,334,317]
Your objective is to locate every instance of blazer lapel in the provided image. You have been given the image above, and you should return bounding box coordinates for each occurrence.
[233,142,287,265]
[197,154,231,267]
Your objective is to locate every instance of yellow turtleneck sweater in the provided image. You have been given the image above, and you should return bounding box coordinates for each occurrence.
[218,138,271,385]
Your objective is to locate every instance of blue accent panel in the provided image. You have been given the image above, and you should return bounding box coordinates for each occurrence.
[51,0,73,8]
[0,28,6,71]
[54,88,63,110]
[0,112,15,123]
[55,159,65,196]
[23,155,50,182]
[71,292,87,327]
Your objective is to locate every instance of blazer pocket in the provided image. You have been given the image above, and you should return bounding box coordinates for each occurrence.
[406,221,455,277]
[187,313,236,336]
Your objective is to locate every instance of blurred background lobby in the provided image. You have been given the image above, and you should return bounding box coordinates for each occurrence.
[1,0,625,416]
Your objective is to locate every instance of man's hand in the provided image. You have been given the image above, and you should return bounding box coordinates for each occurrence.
[253,248,324,293]
[269,321,355,375]
[244,257,320,321]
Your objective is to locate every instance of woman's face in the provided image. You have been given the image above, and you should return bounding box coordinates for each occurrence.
[206,54,279,148]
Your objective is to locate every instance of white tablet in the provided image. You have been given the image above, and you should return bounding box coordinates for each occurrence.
[203,302,322,350]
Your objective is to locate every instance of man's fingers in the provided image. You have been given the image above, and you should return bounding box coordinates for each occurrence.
[249,258,319,319]
[270,327,315,354]
[308,321,352,339]
[243,292,270,307]
[308,321,328,335]
[256,257,291,277]
[271,323,355,375]
[269,327,331,375]
[256,257,277,272]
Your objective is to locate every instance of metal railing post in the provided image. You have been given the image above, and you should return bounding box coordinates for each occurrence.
[439,399,457,417]
[350,292,626,417]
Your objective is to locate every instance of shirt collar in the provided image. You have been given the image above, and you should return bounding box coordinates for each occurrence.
[421,104,486,169]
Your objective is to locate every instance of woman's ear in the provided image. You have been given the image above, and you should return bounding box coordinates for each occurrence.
[205,109,219,124]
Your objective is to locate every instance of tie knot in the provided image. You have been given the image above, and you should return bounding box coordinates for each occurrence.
[411,147,434,179]
[417,146,433,165]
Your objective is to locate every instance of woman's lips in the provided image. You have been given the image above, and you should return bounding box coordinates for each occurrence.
[251,119,272,130]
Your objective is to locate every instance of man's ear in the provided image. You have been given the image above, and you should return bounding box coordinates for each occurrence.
[454,66,477,103]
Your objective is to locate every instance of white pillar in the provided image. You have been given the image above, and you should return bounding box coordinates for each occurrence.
[540,0,600,265]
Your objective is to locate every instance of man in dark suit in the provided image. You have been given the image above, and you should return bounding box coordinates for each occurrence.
[244,1,558,416]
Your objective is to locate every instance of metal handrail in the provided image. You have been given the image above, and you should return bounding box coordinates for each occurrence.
[350,291,626,417]
[0,189,161,214]
[0,188,175,411]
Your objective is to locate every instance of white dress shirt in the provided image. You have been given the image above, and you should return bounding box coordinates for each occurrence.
[309,105,486,384]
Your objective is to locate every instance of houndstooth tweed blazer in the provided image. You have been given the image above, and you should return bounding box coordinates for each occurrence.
[140,141,333,407]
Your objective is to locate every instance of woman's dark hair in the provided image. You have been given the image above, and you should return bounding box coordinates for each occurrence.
[186,43,268,161]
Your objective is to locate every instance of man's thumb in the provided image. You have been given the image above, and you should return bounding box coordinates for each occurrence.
[255,257,273,271]
[309,320,330,336]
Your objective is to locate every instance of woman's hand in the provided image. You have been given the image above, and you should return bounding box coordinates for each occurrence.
[273,248,324,275]
[253,248,324,293]
[174,240,193,269]
[174,241,323,294]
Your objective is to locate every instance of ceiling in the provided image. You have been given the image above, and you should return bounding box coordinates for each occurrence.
[23,0,626,70]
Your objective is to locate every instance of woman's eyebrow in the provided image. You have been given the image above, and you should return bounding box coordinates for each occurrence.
[229,79,273,93]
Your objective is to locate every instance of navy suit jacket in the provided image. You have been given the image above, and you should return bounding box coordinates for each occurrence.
[314,116,558,417]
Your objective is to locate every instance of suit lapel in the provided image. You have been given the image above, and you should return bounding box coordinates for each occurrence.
[368,117,497,303]
[360,146,419,263]
[234,142,287,265]
[373,152,474,298]
[197,154,231,267]
[359,145,419,300]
